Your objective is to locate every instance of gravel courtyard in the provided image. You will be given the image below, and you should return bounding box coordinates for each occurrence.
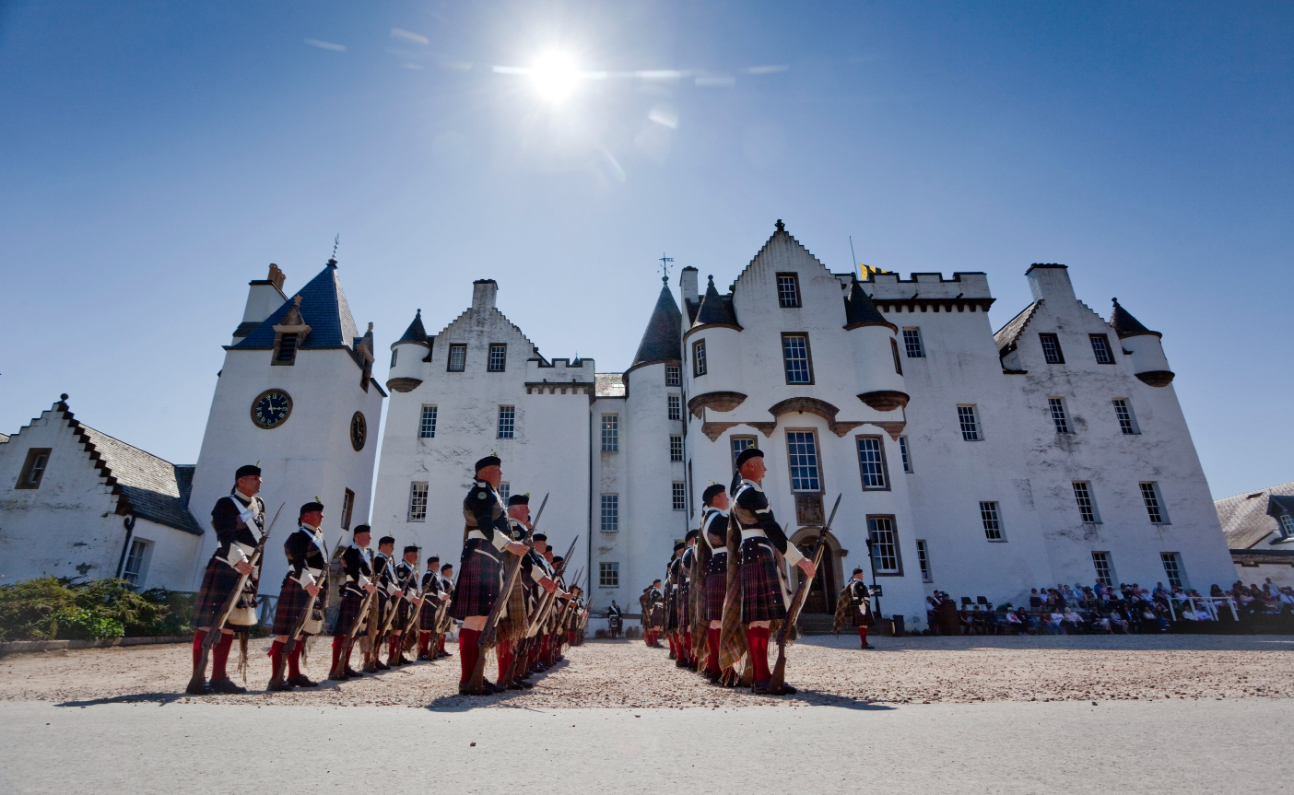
[2,633,1291,709]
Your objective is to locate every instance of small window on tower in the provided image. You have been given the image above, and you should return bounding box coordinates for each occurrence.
[341,488,355,531]
[668,394,681,421]
[275,333,299,364]
[670,435,683,462]
[776,273,802,308]
[390,349,398,368]
[692,339,707,377]
[665,365,681,386]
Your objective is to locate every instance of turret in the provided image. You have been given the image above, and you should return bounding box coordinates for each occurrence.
[387,309,431,393]
[626,279,683,392]
[844,279,908,410]
[683,275,744,408]
[232,263,288,344]
[1110,298,1174,387]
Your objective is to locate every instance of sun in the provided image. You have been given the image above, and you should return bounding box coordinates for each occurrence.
[530,51,579,102]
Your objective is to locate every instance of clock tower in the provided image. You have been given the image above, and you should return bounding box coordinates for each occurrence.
[187,259,385,590]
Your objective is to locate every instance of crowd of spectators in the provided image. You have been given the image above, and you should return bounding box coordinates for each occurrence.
[922,578,1294,636]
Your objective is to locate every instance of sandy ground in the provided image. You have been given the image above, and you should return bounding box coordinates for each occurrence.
[2,633,1291,709]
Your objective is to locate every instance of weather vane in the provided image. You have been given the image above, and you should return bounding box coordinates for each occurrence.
[657,253,674,283]
[332,234,340,260]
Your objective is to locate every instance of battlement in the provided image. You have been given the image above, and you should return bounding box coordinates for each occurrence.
[862,271,993,300]
[526,357,596,383]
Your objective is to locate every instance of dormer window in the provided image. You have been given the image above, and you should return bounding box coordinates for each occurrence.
[1279,514,1294,539]
[777,273,801,308]
[277,333,298,362]
[271,295,311,367]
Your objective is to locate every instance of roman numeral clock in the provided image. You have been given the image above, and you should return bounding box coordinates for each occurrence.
[250,389,292,429]
[350,411,367,451]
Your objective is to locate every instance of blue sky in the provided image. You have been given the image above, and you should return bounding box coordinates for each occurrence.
[2,1,1291,499]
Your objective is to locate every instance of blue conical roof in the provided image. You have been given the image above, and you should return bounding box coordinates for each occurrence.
[233,259,359,350]
[632,282,683,366]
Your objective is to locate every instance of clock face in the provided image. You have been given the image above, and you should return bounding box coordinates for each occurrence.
[251,389,292,429]
[350,411,367,451]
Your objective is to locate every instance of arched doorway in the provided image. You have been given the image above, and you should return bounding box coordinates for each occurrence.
[790,528,841,614]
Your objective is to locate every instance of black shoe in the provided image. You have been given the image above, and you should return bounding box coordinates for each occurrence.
[289,675,318,688]
[345,667,365,678]
[185,680,212,695]
[514,679,534,689]
[862,643,875,650]
[328,671,349,681]
[460,684,488,696]
[675,659,689,668]
[375,660,391,671]
[417,653,432,661]
[751,680,771,695]
[266,679,295,692]
[209,677,246,694]
[773,683,798,695]
[484,680,505,694]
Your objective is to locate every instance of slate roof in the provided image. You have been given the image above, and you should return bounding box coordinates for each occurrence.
[75,426,203,535]
[844,279,895,331]
[595,373,627,398]
[1215,481,1294,550]
[993,300,1042,355]
[631,282,683,366]
[395,309,430,346]
[0,433,8,444]
[692,276,740,328]
[1109,298,1161,339]
[233,260,359,352]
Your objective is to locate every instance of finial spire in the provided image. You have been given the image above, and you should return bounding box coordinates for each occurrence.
[775,219,785,233]
[657,253,674,283]
[332,234,340,259]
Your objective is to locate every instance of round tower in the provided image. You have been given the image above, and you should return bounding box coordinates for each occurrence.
[386,309,430,393]
[683,275,745,408]
[1110,298,1174,387]
[844,279,908,411]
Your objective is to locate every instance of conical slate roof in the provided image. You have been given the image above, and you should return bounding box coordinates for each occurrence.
[395,309,430,346]
[234,259,359,350]
[692,275,740,328]
[631,281,683,366]
[1109,298,1161,339]
[843,278,896,332]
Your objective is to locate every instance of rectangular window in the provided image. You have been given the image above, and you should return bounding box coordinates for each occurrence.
[17,448,51,489]
[898,437,913,473]
[1160,552,1186,589]
[916,539,932,582]
[488,343,507,372]
[408,482,428,522]
[1073,481,1100,524]
[777,273,801,308]
[122,538,149,587]
[665,365,681,386]
[341,488,355,531]
[1113,399,1139,435]
[601,414,619,452]
[667,394,681,421]
[730,436,757,471]
[855,436,889,490]
[1091,551,1115,587]
[1040,333,1064,364]
[692,339,707,377]
[419,405,438,439]
[1279,514,1294,540]
[980,501,1004,541]
[599,561,620,588]
[276,333,298,363]
[1048,397,1072,434]
[903,328,925,358]
[786,430,821,492]
[672,482,687,511]
[782,334,813,384]
[447,344,467,372]
[670,435,683,462]
[600,494,619,532]
[497,405,515,438]
[868,516,903,575]
[499,482,510,503]
[1140,482,1169,524]
[957,405,981,441]
[390,349,398,369]
[1090,334,1114,364]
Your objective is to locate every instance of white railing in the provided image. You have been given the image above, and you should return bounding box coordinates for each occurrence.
[1167,596,1238,622]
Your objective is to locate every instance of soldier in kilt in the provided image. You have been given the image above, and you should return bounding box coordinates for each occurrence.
[664,544,684,660]
[730,448,816,695]
[367,536,399,672]
[267,501,327,691]
[330,524,377,680]
[700,484,731,683]
[643,580,665,646]
[844,567,874,649]
[436,563,454,658]
[417,555,444,660]
[388,544,420,666]
[451,455,529,695]
[189,464,264,695]
[675,532,699,668]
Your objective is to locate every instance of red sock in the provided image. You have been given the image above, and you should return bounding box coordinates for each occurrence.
[417,632,428,656]
[389,634,400,660]
[684,631,693,662]
[497,640,512,683]
[331,636,343,674]
[707,628,721,674]
[458,629,480,685]
[667,634,677,657]
[439,636,446,653]
[268,640,284,682]
[288,642,302,679]
[191,629,208,671]
[344,639,355,670]
[212,632,234,680]
[746,627,771,683]
[858,626,868,646]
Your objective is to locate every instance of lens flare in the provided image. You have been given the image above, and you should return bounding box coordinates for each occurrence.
[530,52,579,101]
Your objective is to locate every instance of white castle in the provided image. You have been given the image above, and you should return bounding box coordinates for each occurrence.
[0,222,1238,629]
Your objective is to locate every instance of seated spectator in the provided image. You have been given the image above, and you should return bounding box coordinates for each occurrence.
[1090,613,1112,633]
[1109,609,1130,633]
[1210,584,1224,598]
[1061,607,1083,634]
[1040,610,1064,635]
[1005,609,1025,635]
[1142,605,1168,632]
[1029,589,1042,608]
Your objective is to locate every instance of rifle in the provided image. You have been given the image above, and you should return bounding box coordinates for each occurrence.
[768,493,842,694]
[502,534,577,686]
[268,534,334,690]
[329,549,381,680]
[369,562,419,667]
[553,566,583,654]
[187,502,284,693]
[467,493,548,694]
[400,566,434,655]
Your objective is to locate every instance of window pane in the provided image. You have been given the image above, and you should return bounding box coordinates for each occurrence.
[1281,515,1294,539]
[1091,551,1114,586]
[488,344,507,372]
[898,437,912,473]
[693,340,707,376]
[668,394,681,421]
[277,333,297,361]
[1160,552,1184,589]
[868,516,901,574]
[1141,482,1167,524]
[499,482,510,502]
[1048,397,1071,434]
[1113,399,1138,435]
[783,335,812,383]
[599,562,620,588]
[670,435,683,462]
[601,414,619,452]
[1040,334,1064,364]
[448,344,466,371]
[903,328,925,358]
[856,437,887,489]
[497,405,515,438]
[958,406,980,441]
[408,482,428,522]
[672,482,686,510]
[786,431,821,492]
[916,539,931,582]
[1073,482,1098,523]
[419,405,438,438]
[123,539,147,585]
[600,495,619,532]
[665,365,681,386]
[1090,334,1114,364]
[980,501,1003,540]
[777,274,801,308]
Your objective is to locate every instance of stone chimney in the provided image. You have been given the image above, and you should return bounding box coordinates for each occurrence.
[679,267,699,307]
[472,279,498,311]
[235,263,289,342]
[1025,263,1076,304]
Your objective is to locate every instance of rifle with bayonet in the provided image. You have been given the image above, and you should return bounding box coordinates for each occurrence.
[553,566,583,657]
[502,534,577,686]
[187,502,285,694]
[466,493,548,694]
[329,549,380,680]
[768,493,842,694]
[267,533,336,690]
[368,561,419,669]
[399,558,433,656]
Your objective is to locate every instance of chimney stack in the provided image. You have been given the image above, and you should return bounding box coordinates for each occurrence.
[472,279,498,311]
[1025,263,1076,304]
[679,267,699,307]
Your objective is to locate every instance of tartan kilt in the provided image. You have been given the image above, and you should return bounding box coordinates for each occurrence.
[335,590,367,638]
[852,604,870,627]
[451,538,502,620]
[648,604,666,629]
[271,576,312,636]
[739,537,786,623]
[705,565,728,622]
[194,556,247,628]
[677,582,691,627]
[419,598,440,631]
[391,598,412,632]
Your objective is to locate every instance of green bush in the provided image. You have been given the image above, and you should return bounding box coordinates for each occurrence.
[0,577,193,642]
[53,607,124,640]
[0,577,74,642]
